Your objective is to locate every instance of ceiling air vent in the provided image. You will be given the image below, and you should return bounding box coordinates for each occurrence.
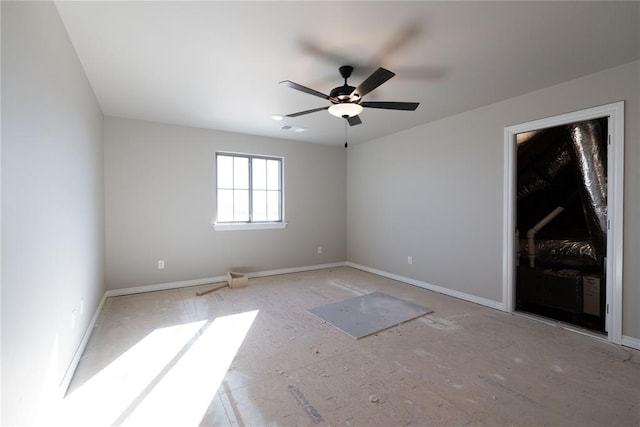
[281,125,306,133]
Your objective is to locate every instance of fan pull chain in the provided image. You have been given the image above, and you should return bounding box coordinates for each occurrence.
[344,119,348,148]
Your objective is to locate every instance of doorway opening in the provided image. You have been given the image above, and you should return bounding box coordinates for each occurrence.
[515,119,607,332]
[503,102,624,343]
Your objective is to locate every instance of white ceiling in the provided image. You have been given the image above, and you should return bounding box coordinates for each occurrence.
[55,1,639,146]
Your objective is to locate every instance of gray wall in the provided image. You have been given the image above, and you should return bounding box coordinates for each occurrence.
[1,2,105,424]
[1,3,637,424]
[104,117,346,290]
[347,60,639,341]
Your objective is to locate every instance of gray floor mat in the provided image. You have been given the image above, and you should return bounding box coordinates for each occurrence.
[308,291,432,339]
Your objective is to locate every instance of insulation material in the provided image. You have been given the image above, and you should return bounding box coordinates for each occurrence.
[568,120,607,260]
[522,239,598,268]
[517,146,572,201]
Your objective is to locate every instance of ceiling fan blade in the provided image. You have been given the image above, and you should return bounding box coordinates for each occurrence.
[279,80,331,100]
[352,67,395,98]
[373,22,422,64]
[346,115,362,126]
[361,101,419,111]
[285,106,329,117]
[299,39,352,66]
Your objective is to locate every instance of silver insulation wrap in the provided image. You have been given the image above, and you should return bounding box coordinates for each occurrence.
[517,146,572,201]
[522,239,598,268]
[568,121,607,259]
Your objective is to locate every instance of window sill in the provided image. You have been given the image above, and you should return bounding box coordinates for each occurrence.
[213,222,288,231]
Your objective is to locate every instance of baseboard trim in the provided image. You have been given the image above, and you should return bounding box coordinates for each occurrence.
[60,260,639,404]
[345,263,640,350]
[105,262,347,298]
[59,291,107,397]
[246,262,346,279]
[105,276,227,297]
[622,335,640,351]
[346,262,505,311]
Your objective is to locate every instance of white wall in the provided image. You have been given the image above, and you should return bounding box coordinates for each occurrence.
[1,2,105,424]
[104,117,346,290]
[347,61,640,340]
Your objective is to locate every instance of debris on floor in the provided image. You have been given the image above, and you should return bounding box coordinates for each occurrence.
[288,385,324,424]
[195,283,227,296]
[196,271,248,296]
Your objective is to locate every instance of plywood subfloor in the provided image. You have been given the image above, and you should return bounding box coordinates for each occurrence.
[57,267,640,426]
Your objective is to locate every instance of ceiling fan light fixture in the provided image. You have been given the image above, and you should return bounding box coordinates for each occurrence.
[328,103,363,118]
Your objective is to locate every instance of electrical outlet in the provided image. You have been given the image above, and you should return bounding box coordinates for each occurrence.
[158,260,165,269]
[317,246,323,254]
[408,256,413,265]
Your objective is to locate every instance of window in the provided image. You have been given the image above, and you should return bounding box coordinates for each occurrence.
[215,153,285,230]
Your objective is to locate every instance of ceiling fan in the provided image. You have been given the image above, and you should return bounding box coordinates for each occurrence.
[280,65,419,126]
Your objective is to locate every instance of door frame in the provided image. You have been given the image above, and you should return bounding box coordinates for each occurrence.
[502,101,624,344]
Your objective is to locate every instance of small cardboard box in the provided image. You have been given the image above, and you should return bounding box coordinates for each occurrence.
[227,271,248,288]
[583,275,600,316]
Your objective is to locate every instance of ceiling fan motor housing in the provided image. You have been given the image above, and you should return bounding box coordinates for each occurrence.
[330,85,357,102]
[330,65,359,103]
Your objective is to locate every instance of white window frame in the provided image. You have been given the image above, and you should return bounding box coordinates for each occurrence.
[213,151,287,231]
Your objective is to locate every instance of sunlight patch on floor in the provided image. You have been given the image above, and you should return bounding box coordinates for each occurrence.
[57,320,206,425]
[56,310,258,426]
[121,310,258,426]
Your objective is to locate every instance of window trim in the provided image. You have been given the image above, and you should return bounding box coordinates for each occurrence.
[213,221,288,231]
[214,151,286,231]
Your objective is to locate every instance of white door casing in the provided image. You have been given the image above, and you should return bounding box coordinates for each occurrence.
[502,101,624,344]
